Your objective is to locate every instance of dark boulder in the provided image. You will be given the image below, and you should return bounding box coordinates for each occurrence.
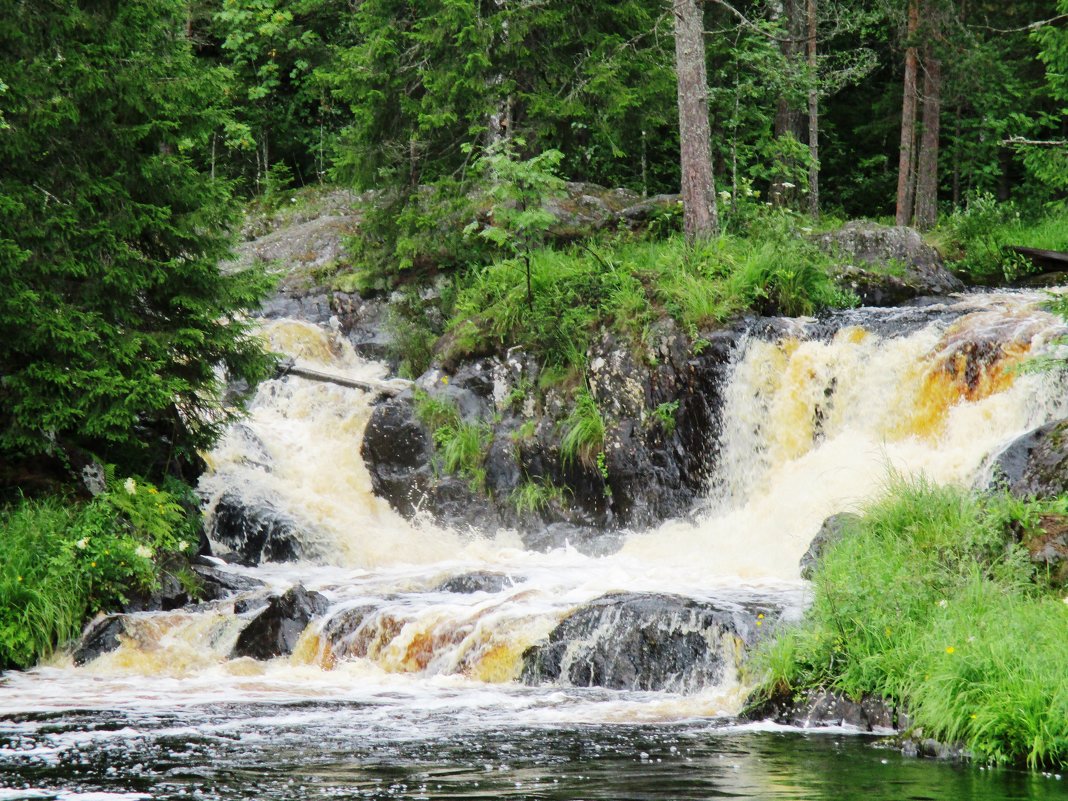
[744,688,899,732]
[521,592,775,693]
[816,222,964,306]
[800,513,860,580]
[208,492,304,564]
[192,559,268,601]
[231,584,330,661]
[988,418,1068,499]
[73,615,126,666]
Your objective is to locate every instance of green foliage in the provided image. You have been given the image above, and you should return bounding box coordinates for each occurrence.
[0,0,276,485]
[652,401,680,436]
[414,390,489,491]
[934,197,1068,282]
[753,477,1068,768]
[0,476,199,669]
[509,477,569,516]
[560,389,605,470]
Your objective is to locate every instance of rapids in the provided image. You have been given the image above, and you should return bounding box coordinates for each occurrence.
[3,290,1068,800]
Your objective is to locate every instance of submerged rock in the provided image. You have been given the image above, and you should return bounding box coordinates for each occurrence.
[988,417,1068,499]
[433,571,514,594]
[816,221,963,306]
[744,688,899,732]
[521,592,774,693]
[231,584,330,661]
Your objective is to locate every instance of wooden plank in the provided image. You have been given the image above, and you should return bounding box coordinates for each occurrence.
[276,360,411,396]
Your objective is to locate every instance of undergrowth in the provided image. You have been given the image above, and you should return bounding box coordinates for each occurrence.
[0,476,199,670]
[414,390,491,491]
[752,476,1068,769]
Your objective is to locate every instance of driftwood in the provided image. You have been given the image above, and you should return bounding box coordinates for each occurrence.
[275,359,411,397]
[1008,246,1068,273]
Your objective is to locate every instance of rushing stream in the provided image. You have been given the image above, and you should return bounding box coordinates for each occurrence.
[4,291,1068,800]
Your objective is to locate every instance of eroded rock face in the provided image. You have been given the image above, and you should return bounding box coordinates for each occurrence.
[520,592,775,693]
[73,616,126,666]
[816,222,964,306]
[231,585,330,661]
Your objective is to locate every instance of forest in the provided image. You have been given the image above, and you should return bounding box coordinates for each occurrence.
[3,0,1068,780]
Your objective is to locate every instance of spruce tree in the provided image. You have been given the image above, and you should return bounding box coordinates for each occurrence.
[0,0,274,488]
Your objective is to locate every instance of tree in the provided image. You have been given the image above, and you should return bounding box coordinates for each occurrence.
[895,0,920,225]
[673,0,719,241]
[0,0,274,489]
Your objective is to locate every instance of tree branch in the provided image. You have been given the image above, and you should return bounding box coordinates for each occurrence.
[1001,136,1068,148]
[974,13,1068,34]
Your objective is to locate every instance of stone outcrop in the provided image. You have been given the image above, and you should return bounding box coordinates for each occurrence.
[816,221,964,306]
[361,324,742,543]
[989,417,1068,500]
[799,513,860,580]
[209,491,304,564]
[521,592,776,693]
[231,584,330,661]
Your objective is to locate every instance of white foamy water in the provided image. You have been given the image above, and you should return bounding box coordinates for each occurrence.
[3,291,1068,734]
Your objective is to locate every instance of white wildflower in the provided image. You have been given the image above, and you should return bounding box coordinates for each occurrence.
[123,477,137,495]
[134,544,153,560]
[75,537,89,550]
[177,540,189,552]
[937,599,948,608]
[781,181,796,189]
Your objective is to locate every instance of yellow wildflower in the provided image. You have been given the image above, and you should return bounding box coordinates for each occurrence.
[945,646,955,655]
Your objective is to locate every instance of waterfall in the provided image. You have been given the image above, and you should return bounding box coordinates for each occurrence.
[6,291,1067,728]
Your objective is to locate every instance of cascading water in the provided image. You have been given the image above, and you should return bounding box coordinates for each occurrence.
[4,291,1068,801]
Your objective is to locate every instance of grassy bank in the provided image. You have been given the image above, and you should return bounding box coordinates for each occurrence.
[753,477,1068,768]
[0,477,200,670]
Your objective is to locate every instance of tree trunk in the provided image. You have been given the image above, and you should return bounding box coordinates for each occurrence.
[806,0,819,219]
[771,0,804,207]
[913,52,941,229]
[673,0,718,242]
[895,0,919,226]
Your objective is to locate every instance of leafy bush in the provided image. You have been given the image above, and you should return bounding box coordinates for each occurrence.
[753,477,1068,768]
[0,476,199,669]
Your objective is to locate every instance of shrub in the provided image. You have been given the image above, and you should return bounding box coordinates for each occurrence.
[0,476,198,669]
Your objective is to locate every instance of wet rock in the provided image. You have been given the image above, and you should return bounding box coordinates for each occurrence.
[231,585,330,661]
[73,615,126,666]
[744,689,900,732]
[121,570,191,614]
[434,571,514,594]
[988,418,1068,499]
[209,492,304,564]
[816,221,963,306]
[521,592,772,693]
[191,559,267,601]
[800,513,860,580]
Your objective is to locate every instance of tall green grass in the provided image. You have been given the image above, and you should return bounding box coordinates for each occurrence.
[753,477,1068,768]
[0,478,198,670]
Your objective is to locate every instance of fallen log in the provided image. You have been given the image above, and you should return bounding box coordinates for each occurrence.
[275,358,411,397]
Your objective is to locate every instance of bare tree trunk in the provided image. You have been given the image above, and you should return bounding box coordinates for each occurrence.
[895,0,919,226]
[806,0,819,219]
[913,51,941,229]
[771,0,804,207]
[673,0,718,242]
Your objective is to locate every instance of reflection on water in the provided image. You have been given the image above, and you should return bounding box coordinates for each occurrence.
[0,701,1062,800]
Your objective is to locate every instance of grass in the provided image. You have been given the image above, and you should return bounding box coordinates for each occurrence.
[560,388,605,469]
[752,476,1068,768]
[509,477,570,516]
[442,224,854,373]
[932,196,1068,282]
[414,390,491,490]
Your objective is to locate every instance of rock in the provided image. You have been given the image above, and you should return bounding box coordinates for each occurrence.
[231,585,330,661]
[988,418,1068,499]
[1023,514,1068,586]
[521,592,774,693]
[800,513,860,579]
[208,491,304,564]
[744,688,900,732]
[192,559,267,601]
[616,194,681,228]
[434,571,514,594]
[816,221,964,306]
[121,569,191,613]
[73,615,126,666]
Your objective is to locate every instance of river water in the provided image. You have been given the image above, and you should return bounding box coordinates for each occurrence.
[3,292,1068,800]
